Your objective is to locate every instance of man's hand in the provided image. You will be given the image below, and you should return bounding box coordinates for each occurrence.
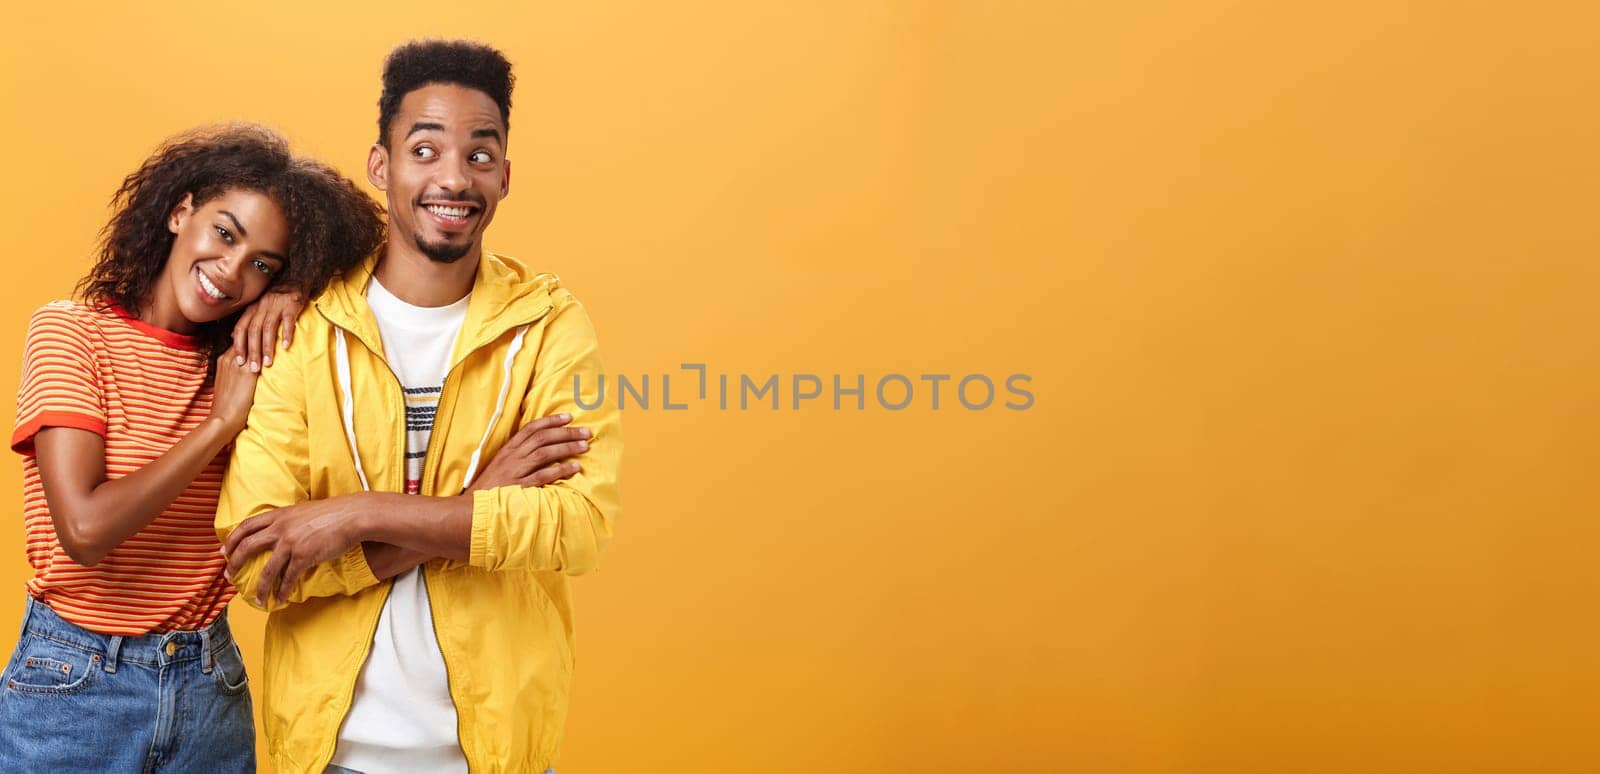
[221,414,590,607]
[467,413,592,492]
[222,494,369,607]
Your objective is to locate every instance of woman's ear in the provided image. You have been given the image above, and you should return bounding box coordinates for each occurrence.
[168,193,196,234]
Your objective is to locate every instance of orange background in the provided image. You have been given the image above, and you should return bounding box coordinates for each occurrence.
[1,2,1596,772]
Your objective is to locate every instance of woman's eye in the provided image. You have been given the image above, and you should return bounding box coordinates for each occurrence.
[414,146,436,159]
[214,226,234,244]
[252,259,274,275]
[470,151,493,163]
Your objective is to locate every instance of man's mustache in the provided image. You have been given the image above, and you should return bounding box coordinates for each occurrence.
[415,192,487,207]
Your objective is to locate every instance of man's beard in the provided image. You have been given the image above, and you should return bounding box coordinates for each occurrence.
[415,232,474,264]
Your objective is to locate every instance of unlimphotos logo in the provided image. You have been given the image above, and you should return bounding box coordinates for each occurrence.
[574,364,1034,411]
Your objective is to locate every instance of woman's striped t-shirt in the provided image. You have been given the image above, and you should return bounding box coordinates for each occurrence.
[10,300,235,635]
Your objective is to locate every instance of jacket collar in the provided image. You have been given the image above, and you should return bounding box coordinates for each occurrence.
[315,248,554,365]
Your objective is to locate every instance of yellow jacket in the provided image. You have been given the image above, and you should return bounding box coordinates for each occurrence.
[216,252,622,773]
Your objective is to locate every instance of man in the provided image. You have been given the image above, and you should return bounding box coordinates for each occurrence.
[217,40,622,774]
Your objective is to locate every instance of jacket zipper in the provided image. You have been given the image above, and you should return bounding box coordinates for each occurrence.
[312,307,410,771]
[421,305,552,767]
[317,303,554,769]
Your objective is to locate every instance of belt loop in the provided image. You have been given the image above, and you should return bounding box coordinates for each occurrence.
[16,596,35,643]
[104,635,123,674]
[200,627,214,674]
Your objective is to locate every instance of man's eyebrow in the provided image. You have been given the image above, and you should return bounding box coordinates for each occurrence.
[220,211,248,238]
[404,121,447,140]
[471,127,503,143]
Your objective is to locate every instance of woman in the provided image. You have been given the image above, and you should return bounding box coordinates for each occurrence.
[0,124,384,770]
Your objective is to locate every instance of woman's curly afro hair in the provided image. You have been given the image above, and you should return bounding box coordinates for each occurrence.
[79,123,385,357]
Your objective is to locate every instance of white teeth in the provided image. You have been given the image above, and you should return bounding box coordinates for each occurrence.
[197,270,227,301]
[426,205,471,219]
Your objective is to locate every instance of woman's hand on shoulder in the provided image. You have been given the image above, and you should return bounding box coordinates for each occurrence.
[232,289,305,372]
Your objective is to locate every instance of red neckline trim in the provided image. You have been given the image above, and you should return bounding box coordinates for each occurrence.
[105,302,203,351]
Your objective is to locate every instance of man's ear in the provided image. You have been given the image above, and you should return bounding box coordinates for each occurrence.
[168,193,195,234]
[501,157,511,199]
[367,143,389,191]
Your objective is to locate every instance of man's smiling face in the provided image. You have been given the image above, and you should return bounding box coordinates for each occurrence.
[369,82,510,264]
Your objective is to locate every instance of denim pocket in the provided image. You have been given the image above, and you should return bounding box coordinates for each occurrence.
[5,635,100,695]
[212,639,249,696]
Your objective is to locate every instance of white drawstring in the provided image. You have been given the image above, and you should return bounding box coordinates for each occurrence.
[334,328,372,492]
[461,325,530,488]
[335,325,530,494]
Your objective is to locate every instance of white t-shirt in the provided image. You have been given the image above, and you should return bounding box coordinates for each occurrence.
[329,277,470,774]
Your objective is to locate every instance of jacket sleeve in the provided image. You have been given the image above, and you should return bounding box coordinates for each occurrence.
[468,296,623,574]
[215,316,380,610]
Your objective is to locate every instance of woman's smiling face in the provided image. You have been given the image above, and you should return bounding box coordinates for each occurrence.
[154,189,289,331]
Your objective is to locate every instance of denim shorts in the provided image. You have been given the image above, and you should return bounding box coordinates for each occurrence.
[0,595,254,772]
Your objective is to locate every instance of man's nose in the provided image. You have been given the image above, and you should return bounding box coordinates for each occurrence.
[433,154,470,193]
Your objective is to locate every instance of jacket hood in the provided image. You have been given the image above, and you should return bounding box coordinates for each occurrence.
[315,249,559,365]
